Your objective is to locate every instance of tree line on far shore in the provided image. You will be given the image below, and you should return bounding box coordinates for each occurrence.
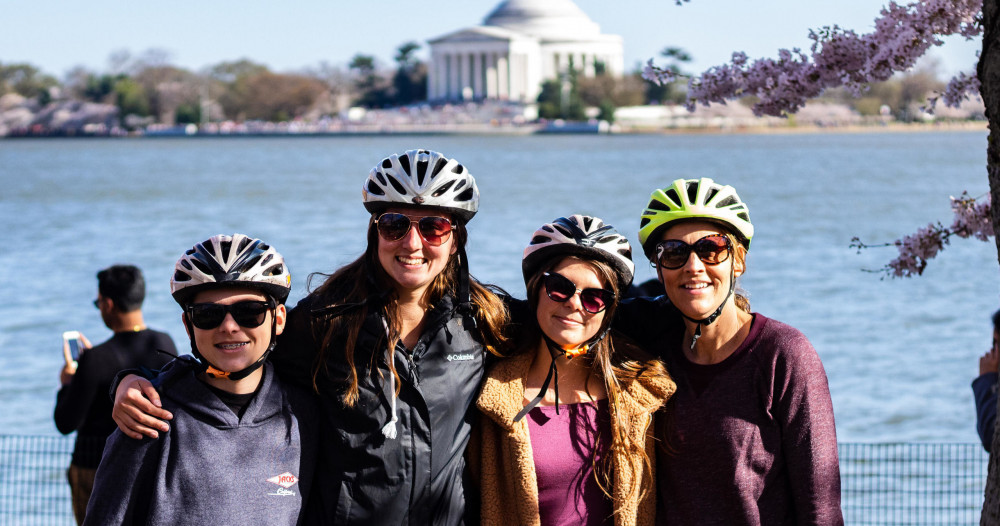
[0,42,968,130]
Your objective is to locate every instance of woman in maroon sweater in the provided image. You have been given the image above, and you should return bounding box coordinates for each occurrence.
[636,178,843,525]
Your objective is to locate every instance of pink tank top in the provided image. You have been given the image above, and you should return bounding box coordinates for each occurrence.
[527,398,613,525]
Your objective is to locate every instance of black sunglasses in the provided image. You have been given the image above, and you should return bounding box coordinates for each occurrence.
[542,272,614,314]
[654,234,732,270]
[375,213,454,246]
[186,300,274,330]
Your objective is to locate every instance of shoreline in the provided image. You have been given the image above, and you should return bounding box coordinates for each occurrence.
[0,120,986,139]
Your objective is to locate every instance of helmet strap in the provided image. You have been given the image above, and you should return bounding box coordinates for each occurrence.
[184,306,279,382]
[512,329,605,423]
[456,244,477,329]
[657,260,737,351]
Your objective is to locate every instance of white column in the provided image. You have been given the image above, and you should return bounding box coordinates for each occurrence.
[485,53,498,99]
[463,53,474,100]
[507,54,517,101]
[430,53,440,99]
[472,52,483,99]
[511,54,523,102]
[437,54,447,99]
[497,54,509,100]
[449,53,459,100]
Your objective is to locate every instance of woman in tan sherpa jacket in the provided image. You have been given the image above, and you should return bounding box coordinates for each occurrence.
[471,215,675,526]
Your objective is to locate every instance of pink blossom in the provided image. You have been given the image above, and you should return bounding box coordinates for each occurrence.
[644,0,983,117]
[862,192,993,278]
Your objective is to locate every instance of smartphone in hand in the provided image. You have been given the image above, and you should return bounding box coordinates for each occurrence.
[62,331,82,361]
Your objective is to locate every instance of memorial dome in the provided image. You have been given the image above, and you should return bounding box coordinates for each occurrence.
[482,0,602,40]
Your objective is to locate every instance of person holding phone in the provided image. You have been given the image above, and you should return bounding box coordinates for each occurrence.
[53,264,177,525]
[973,308,1000,452]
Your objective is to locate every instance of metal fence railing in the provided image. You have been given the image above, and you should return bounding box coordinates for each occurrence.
[0,436,991,525]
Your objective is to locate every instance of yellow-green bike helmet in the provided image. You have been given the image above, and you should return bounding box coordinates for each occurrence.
[638,177,754,260]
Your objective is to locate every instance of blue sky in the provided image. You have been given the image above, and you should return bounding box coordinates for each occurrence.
[0,0,981,80]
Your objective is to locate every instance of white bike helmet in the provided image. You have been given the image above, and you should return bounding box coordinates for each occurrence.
[171,233,291,381]
[522,214,635,293]
[362,149,479,223]
[171,233,291,306]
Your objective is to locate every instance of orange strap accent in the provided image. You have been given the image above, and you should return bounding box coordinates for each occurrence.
[205,366,231,379]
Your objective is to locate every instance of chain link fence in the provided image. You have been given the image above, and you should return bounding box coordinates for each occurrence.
[0,435,991,525]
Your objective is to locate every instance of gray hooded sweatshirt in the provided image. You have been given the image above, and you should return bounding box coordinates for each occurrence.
[83,357,318,525]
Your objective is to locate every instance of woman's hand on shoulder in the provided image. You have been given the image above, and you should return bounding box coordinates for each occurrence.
[112,374,173,440]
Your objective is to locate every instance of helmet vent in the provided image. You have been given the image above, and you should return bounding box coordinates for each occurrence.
[639,217,650,228]
[432,158,448,177]
[705,187,719,202]
[647,199,670,212]
[456,187,474,203]
[173,270,191,282]
[382,159,392,169]
[236,237,252,253]
[581,216,594,230]
[531,235,552,244]
[432,180,455,197]
[366,180,386,196]
[716,196,737,208]
[738,212,750,222]
[261,254,273,266]
[399,154,411,176]
[387,175,407,195]
[243,254,262,270]
[220,240,233,262]
[191,258,213,276]
[416,158,428,185]
[201,240,216,258]
[264,263,283,276]
[375,171,387,186]
[685,182,698,204]
[664,189,681,208]
[180,260,193,270]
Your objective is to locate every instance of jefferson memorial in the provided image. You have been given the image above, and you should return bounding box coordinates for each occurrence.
[426,0,624,102]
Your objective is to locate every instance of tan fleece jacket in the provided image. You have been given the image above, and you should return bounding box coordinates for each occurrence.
[472,352,676,526]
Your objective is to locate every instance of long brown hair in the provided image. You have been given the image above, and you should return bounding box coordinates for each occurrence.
[521,255,669,515]
[307,217,509,406]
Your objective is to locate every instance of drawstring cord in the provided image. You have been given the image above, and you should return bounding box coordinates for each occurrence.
[379,316,400,439]
[381,350,399,439]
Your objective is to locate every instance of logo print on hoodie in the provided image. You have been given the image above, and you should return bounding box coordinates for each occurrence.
[267,472,298,496]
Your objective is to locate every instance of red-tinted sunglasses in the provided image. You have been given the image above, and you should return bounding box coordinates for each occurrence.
[542,272,614,314]
[376,213,454,246]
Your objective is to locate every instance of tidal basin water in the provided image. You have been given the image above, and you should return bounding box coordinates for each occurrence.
[0,129,995,442]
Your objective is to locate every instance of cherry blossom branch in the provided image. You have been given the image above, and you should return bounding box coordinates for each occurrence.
[851,192,993,278]
[925,70,982,111]
[645,0,983,117]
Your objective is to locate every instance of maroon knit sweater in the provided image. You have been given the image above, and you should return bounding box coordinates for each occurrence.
[656,314,843,526]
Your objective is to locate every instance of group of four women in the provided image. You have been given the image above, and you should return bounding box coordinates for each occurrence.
[111,149,842,525]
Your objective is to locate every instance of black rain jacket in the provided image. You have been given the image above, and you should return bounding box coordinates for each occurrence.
[272,291,488,525]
